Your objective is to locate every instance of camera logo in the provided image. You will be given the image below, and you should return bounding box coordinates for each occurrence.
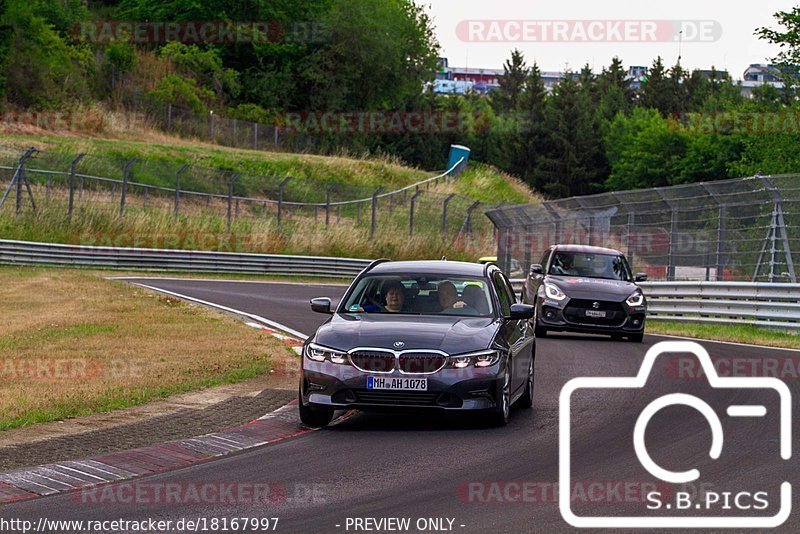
[559,341,792,528]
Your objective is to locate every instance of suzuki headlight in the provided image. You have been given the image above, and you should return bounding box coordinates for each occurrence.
[446,350,501,369]
[544,282,567,301]
[305,343,349,364]
[626,290,644,307]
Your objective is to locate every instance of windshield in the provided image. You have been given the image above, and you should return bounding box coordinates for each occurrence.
[341,275,494,317]
[548,252,632,281]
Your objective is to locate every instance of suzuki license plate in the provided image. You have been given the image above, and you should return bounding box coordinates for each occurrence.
[585,310,607,318]
[367,376,427,391]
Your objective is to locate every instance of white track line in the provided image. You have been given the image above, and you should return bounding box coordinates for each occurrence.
[129,282,309,340]
[649,333,800,353]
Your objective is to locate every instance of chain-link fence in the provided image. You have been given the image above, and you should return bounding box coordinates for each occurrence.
[0,145,499,255]
[486,175,800,282]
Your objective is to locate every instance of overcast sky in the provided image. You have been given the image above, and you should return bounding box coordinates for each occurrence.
[424,0,796,78]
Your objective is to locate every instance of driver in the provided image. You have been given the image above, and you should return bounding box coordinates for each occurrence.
[383,281,405,312]
[551,253,576,275]
[590,256,610,277]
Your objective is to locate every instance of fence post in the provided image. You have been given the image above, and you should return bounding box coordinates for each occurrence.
[232,119,237,144]
[357,202,361,224]
[325,186,333,226]
[119,158,137,217]
[0,147,38,214]
[67,153,86,223]
[409,189,423,237]
[226,173,239,233]
[278,177,291,231]
[209,111,214,139]
[253,124,258,150]
[174,164,189,221]
[167,104,172,130]
[370,188,382,242]
[274,126,279,147]
[626,212,635,269]
[442,193,456,235]
[716,206,726,281]
[464,201,481,235]
[143,186,148,208]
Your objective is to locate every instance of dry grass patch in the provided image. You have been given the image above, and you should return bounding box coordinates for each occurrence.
[0,267,296,430]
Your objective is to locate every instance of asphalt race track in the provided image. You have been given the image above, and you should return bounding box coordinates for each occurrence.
[3,278,799,533]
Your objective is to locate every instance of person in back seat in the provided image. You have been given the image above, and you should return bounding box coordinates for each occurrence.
[438,281,468,312]
[461,284,489,315]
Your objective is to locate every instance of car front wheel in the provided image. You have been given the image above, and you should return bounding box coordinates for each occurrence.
[628,333,644,343]
[515,357,534,409]
[488,368,511,426]
[298,392,334,427]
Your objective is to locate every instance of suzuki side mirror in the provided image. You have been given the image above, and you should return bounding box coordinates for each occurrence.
[530,264,543,276]
[310,297,333,314]
[635,273,648,282]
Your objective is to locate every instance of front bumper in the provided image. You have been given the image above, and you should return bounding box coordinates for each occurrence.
[300,360,505,412]
[538,296,646,335]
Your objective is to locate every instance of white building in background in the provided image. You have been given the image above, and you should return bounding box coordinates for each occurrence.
[432,58,793,98]
[740,64,786,97]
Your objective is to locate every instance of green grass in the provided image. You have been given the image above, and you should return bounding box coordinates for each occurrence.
[0,360,272,431]
[0,323,116,351]
[0,133,538,205]
[647,320,800,350]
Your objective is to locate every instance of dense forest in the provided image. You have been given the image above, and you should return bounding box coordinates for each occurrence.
[1,0,799,199]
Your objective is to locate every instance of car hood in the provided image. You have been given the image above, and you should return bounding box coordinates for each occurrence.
[312,313,501,354]
[547,275,639,301]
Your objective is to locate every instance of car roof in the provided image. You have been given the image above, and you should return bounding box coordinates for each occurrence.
[551,244,623,255]
[369,260,488,277]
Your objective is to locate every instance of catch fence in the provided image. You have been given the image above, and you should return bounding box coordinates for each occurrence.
[486,175,800,282]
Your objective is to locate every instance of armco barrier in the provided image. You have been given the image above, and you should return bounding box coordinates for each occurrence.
[2,241,798,328]
[0,239,371,278]
[510,279,800,329]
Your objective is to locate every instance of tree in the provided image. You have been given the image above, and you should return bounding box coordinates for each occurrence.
[535,72,605,197]
[640,56,676,116]
[296,0,439,111]
[604,108,688,190]
[491,49,527,114]
[756,7,800,100]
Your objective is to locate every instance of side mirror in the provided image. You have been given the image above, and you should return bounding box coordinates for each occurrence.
[508,303,535,320]
[529,263,543,276]
[635,273,648,282]
[310,297,333,314]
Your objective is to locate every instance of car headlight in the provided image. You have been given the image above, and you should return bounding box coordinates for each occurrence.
[544,282,567,301]
[305,343,349,364]
[446,350,501,369]
[626,290,645,307]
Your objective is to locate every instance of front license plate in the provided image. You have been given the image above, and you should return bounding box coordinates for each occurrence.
[367,376,427,391]
[585,310,607,318]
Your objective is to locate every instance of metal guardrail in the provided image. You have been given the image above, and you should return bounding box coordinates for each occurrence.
[0,239,371,278]
[3,243,798,328]
[510,278,800,329]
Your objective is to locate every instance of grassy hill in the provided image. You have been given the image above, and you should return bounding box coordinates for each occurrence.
[0,130,539,262]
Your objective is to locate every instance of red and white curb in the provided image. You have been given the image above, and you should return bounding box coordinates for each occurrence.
[246,322,304,355]
[0,402,316,505]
